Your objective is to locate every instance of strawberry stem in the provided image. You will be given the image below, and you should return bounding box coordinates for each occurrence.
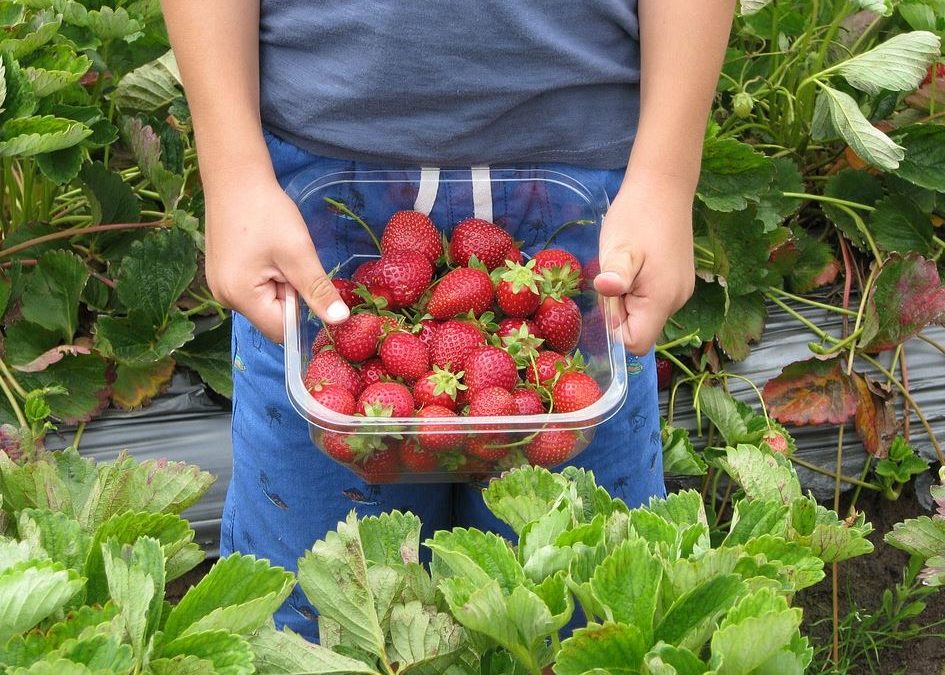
[541,218,594,249]
[323,197,382,253]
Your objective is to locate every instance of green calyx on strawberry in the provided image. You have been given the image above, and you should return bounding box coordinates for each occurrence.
[535,248,582,299]
[413,366,467,409]
[494,259,541,318]
[497,323,545,368]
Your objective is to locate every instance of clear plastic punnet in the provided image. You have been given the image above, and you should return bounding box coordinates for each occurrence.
[283,168,628,483]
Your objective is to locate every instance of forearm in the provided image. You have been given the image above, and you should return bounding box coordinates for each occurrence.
[161,0,273,192]
[627,0,736,190]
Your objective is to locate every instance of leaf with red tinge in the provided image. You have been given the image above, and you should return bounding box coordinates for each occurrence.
[788,229,841,293]
[859,253,945,352]
[763,357,858,426]
[17,354,113,424]
[852,373,898,458]
[12,342,93,373]
[111,357,175,409]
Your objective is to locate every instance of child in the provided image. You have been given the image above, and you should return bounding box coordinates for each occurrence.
[161,0,736,639]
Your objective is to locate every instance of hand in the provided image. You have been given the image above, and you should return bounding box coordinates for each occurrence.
[593,175,696,356]
[204,176,350,343]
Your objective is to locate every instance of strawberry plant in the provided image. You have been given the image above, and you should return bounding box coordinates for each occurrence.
[0,1,228,447]
[887,466,945,587]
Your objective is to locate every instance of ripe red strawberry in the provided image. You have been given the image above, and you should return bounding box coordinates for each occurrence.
[496,261,541,318]
[359,358,388,390]
[466,435,509,461]
[533,249,582,277]
[463,346,518,393]
[305,350,361,397]
[504,247,523,264]
[307,381,356,415]
[922,62,945,86]
[333,279,360,308]
[427,267,494,319]
[311,328,332,354]
[526,350,569,386]
[535,296,582,353]
[357,382,415,417]
[512,388,546,415]
[469,386,516,416]
[430,320,486,371]
[381,210,443,263]
[497,318,542,340]
[415,405,460,452]
[656,358,673,391]
[380,332,430,382]
[449,217,514,270]
[535,249,582,297]
[413,367,466,410]
[374,251,433,309]
[551,372,602,413]
[399,438,439,472]
[322,432,356,463]
[498,321,544,368]
[358,448,400,483]
[358,283,396,311]
[330,313,384,362]
[352,259,381,286]
[454,455,495,479]
[525,430,577,467]
[416,319,438,346]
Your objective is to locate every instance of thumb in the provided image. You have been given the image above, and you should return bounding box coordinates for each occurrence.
[594,242,641,298]
[276,239,350,326]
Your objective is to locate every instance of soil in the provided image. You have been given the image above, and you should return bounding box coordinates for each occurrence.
[165,558,216,604]
[797,488,945,675]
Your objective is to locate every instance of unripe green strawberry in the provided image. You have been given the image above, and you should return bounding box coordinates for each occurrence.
[733,91,754,118]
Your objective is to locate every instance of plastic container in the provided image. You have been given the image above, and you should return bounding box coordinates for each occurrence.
[283,168,627,483]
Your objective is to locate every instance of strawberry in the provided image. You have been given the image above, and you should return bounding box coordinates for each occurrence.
[922,62,945,86]
[307,381,356,415]
[533,248,582,277]
[430,320,486,371]
[453,454,495,479]
[352,283,396,312]
[358,448,400,483]
[333,279,360,308]
[512,388,546,415]
[359,358,388,390]
[497,318,542,340]
[415,319,438,346]
[415,405,460,452]
[463,346,518,393]
[761,428,793,455]
[352,259,381,286]
[330,313,384,363]
[534,296,581,353]
[504,247,524,264]
[449,217,514,270]
[380,331,430,382]
[427,267,494,319]
[498,321,544,368]
[526,350,569,386]
[551,372,601,413]
[413,366,466,410]
[496,261,541,318]
[466,435,509,461]
[535,249,582,298]
[656,357,673,391]
[311,328,332,355]
[305,350,361,397]
[322,432,357,463]
[357,382,415,418]
[381,210,443,263]
[374,251,434,309]
[469,386,516,416]
[525,430,577,467]
[399,438,439,472]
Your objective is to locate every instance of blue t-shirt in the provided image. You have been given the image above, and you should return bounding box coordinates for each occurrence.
[259,2,640,168]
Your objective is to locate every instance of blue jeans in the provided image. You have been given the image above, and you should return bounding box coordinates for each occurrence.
[220,130,666,640]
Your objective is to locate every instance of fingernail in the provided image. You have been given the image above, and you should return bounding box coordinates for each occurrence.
[326,300,350,324]
[597,271,622,283]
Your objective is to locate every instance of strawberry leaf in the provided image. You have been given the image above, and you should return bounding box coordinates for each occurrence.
[661,421,707,477]
[481,466,569,535]
[821,170,884,249]
[556,621,648,675]
[589,539,662,643]
[175,318,232,398]
[717,445,802,505]
[0,561,84,643]
[704,208,773,295]
[101,537,164,660]
[17,353,111,425]
[859,253,945,352]
[755,157,804,232]
[662,280,726,344]
[21,250,89,342]
[157,630,254,675]
[0,115,91,157]
[717,291,766,361]
[851,374,897,458]
[114,228,196,326]
[246,624,380,674]
[95,310,195,366]
[4,321,61,370]
[763,357,858,426]
[697,136,774,212]
[787,229,841,293]
[111,358,175,409]
[869,196,934,255]
[79,162,140,226]
[891,124,945,192]
[17,508,89,572]
[35,145,84,185]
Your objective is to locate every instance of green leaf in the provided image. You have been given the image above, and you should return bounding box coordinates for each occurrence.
[148,655,217,675]
[589,538,662,643]
[738,0,774,15]
[23,44,91,97]
[79,162,140,226]
[661,421,707,477]
[704,208,773,294]
[109,50,182,111]
[0,116,91,157]
[899,2,937,30]
[115,227,197,326]
[717,291,767,361]
[56,632,134,672]
[519,508,573,581]
[247,624,380,674]
[4,321,63,370]
[869,196,934,254]
[755,157,804,232]
[892,124,945,192]
[21,250,89,342]
[787,229,841,294]
[164,553,294,639]
[697,386,749,445]
[717,444,802,505]
[95,310,196,366]
[111,358,176,410]
[798,508,874,563]
[885,515,945,559]
[723,499,790,547]
[0,540,33,574]
[821,170,884,248]
[661,280,726,345]
[836,31,941,95]
[86,6,141,39]
[481,466,568,535]
[296,512,387,660]
[561,466,629,522]
[0,53,37,126]
[359,510,422,567]
[158,630,255,675]
[654,575,745,652]
[697,136,775,212]
[17,509,89,572]
[121,116,184,211]
[16,354,110,425]
[664,547,741,602]
[815,85,905,171]
[710,608,803,675]
[853,0,893,14]
[555,622,647,675]
[35,145,84,185]
[426,528,525,595]
[7,659,97,674]
[2,18,60,59]
[101,537,164,659]
[175,318,232,398]
[642,644,708,675]
[0,561,84,643]
[387,601,467,672]
[743,535,825,591]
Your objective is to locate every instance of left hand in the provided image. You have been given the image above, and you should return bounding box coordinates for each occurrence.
[594,174,696,356]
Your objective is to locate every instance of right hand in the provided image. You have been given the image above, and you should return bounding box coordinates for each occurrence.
[204,176,350,343]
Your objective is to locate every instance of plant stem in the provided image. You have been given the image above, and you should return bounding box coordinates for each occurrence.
[323,197,382,253]
[0,359,28,400]
[0,362,26,428]
[72,422,86,451]
[765,287,858,316]
[833,424,844,512]
[656,332,701,351]
[766,294,837,342]
[832,561,840,667]
[0,220,165,259]
[789,455,880,491]
[657,350,696,380]
[917,333,945,357]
